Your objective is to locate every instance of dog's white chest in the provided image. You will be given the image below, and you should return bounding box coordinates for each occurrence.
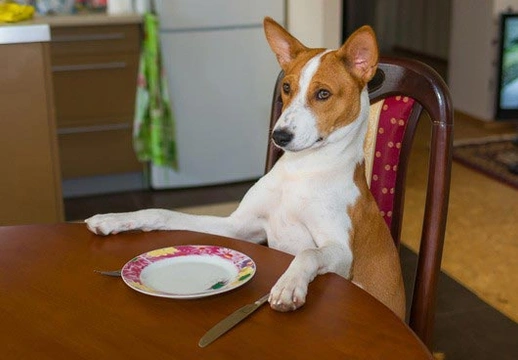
[264,185,315,254]
[258,165,356,256]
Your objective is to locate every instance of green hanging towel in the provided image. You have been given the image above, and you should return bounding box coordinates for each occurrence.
[133,12,178,170]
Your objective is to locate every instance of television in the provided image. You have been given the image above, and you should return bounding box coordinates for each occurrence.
[495,13,518,120]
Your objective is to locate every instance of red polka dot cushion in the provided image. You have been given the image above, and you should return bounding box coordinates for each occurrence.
[365,96,415,227]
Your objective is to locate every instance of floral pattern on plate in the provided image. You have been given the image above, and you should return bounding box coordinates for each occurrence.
[121,245,256,299]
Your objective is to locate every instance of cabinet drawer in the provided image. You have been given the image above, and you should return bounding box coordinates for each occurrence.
[53,53,138,128]
[50,25,140,57]
[58,128,142,178]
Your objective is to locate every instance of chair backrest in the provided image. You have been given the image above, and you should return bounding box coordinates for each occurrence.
[264,57,454,350]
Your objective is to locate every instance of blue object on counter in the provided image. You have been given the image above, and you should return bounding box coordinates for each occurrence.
[35,0,76,15]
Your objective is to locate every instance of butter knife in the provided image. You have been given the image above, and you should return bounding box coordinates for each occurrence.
[198,293,270,348]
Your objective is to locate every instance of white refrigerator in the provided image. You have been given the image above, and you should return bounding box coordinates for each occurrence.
[151,0,285,189]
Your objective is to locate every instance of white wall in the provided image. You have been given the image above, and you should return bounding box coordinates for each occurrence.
[286,0,342,49]
[448,0,518,120]
[495,0,518,14]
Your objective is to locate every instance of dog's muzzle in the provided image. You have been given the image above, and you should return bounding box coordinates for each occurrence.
[272,128,294,147]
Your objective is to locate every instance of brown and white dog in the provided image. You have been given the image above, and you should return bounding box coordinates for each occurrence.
[86,17,406,319]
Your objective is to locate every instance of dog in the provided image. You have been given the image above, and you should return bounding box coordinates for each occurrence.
[86,17,406,319]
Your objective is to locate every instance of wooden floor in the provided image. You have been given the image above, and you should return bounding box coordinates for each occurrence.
[400,111,518,359]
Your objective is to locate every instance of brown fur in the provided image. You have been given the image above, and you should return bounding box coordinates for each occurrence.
[312,52,363,137]
[348,163,406,319]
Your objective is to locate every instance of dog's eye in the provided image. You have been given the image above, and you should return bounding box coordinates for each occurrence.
[282,82,291,94]
[316,89,331,100]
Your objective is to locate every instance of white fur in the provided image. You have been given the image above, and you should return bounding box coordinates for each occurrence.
[274,51,331,152]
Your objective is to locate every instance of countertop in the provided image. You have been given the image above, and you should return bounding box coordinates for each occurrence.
[0,13,141,45]
[0,23,50,44]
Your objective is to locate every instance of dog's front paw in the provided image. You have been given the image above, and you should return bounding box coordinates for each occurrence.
[269,271,309,312]
[85,213,138,235]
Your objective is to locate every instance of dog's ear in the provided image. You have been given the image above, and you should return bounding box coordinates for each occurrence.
[336,25,379,85]
[263,17,307,69]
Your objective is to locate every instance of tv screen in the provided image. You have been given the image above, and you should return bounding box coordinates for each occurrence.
[496,13,518,120]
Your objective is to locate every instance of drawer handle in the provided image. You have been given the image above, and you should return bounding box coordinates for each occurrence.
[52,62,127,72]
[58,123,132,135]
[52,33,126,42]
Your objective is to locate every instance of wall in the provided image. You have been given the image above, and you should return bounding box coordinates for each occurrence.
[448,0,518,120]
[495,0,518,14]
[286,0,342,49]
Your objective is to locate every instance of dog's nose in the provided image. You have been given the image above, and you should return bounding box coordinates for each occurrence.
[272,129,294,147]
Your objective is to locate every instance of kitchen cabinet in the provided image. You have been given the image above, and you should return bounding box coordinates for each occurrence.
[50,22,142,179]
[0,25,64,225]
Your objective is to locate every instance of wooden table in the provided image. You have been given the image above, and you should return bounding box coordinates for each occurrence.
[0,224,432,359]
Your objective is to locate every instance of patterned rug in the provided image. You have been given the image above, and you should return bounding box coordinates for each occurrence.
[453,134,518,189]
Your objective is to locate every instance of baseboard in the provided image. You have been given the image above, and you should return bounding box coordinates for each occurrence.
[455,110,518,129]
[62,172,146,198]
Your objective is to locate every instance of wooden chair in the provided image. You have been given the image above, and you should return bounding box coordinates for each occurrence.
[264,57,454,350]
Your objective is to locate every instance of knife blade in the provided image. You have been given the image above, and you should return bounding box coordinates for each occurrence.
[198,293,270,348]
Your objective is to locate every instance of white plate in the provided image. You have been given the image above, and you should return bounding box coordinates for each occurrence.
[121,245,256,299]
